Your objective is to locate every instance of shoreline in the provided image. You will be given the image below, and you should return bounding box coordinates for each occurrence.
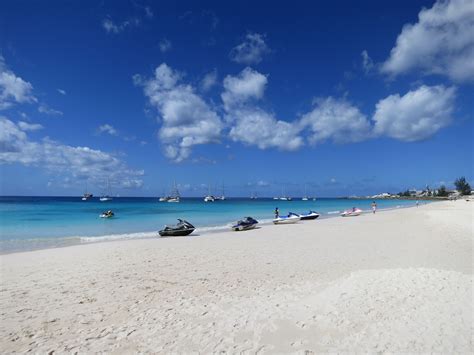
[1,200,472,352]
[0,201,425,256]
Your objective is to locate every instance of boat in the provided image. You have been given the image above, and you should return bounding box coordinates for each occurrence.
[216,183,225,201]
[299,211,320,220]
[159,196,169,202]
[341,208,363,217]
[82,193,93,201]
[81,182,93,200]
[250,192,257,200]
[273,213,300,224]
[273,197,279,200]
[167,181,180,203]
[100,210,114,218]
[158,219,195,237]
[302,184,309,200]
[232,217,258,231]
[204,184,215,202]
[100,178,113,202]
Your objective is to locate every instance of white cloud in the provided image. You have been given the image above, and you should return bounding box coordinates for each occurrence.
[229,32,270,65]
[18,121,43,131]
[38,104,63,116]
[228,108,303,151]
[200,69,218,92]
[57,88,66,95]
[361,50,374,74]
[0,117,143,188]
[97,124,118,136]
[299,97,372,144]
[135,63,223,162]
[373,85,456,141]
[222,68,303,151]
[0,55,37,110]
[159,39,172,53]
[221,67,268,110]
[381,0,474,82]
[102,17,141,34]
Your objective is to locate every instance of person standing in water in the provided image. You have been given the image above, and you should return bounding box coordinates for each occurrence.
[371,201,377,214]
[416,200,419,207]
[274,207,279,218]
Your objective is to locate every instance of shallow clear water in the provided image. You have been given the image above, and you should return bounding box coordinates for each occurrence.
[0,196,420,253]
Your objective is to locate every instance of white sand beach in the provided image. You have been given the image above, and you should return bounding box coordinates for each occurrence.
[1,200,472,353]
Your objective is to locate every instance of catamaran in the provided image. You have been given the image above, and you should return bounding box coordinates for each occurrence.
[81,182,93,200]
[100,178,113,202]
[216,183,225,201]
[204,184,215,202]
[167,181,180,203]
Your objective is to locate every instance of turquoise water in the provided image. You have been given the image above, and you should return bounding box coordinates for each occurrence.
[0,196,420,253]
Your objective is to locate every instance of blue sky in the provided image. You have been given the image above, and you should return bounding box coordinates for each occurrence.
[0,0,472,197]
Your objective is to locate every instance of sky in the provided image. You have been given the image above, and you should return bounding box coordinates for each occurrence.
[0,0,473,197]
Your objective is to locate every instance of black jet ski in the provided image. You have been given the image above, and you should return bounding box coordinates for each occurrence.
[159,219,195,237]
[232,217,258,231]
[100,210,114,218]
[299,211,320,220]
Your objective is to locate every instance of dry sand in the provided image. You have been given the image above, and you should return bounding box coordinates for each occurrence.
[1,200,472,353]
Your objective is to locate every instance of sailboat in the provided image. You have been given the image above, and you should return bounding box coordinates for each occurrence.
[250,192,257,200]
[167,181,180,203]
[279,186,292,201]
[81,181,93,201]
[204,184,215,202]
[100,178,113,202]
[216,183,225,201]
[302,184,309,201]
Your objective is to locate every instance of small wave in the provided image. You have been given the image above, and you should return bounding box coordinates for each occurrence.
[80,231,156,243]
[327,210,341,214]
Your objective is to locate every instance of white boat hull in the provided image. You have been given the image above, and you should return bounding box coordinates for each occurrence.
[273,216,300,224]
[341,209,362,217]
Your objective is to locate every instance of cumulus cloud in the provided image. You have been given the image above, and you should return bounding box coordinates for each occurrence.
[97,124,118,136]
[159,38,172,53]
[134,63,223,162]
[38,103,63,116]
[228,108,303,150]
[102,17,141,34]
[361,50,374,74]
[0,55,37,110]
[221,67,268,111]
[222,68,303,150]
[0,117,144,188]
[381,0,474,82]
[229,33,270,65]
[18,121,43,131]
[373,85,456,141]
[299,97,372,144]
[200,69,218,92]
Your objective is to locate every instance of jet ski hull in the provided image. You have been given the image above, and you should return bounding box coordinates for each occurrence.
[232,217,258,231]
[300,213,320,220]
[341,209,362,217]
[159,219,195,237]
[273,216,300,224]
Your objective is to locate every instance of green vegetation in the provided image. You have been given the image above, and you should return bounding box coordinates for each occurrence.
[454,177,472,195]
[436,185,448,197]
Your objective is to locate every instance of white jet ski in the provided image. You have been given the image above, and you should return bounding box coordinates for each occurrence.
[273,213,300,224]
[341,208,362,217]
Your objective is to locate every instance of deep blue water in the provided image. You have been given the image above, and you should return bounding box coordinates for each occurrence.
[0,196,420,253]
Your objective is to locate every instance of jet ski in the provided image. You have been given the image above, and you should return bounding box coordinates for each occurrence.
[273,213,300,224]
[159,219,195,237]
[100,210,114,218]
[232,217,258,231]
[341,208,362,217]
[299,211,320,220]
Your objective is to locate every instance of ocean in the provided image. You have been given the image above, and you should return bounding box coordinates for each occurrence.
[0,196,420,253]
